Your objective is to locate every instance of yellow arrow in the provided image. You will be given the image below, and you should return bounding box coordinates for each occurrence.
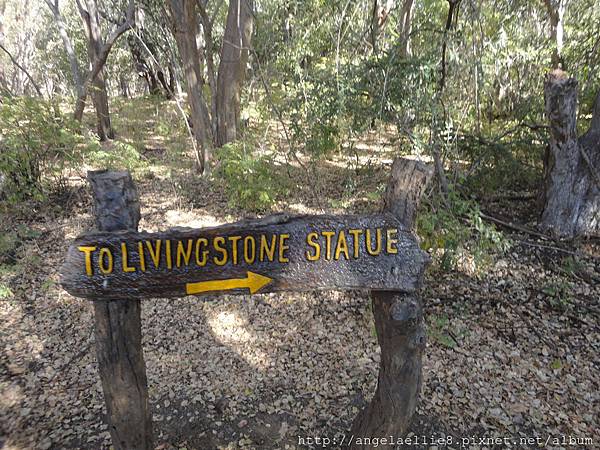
[186,271,273,295]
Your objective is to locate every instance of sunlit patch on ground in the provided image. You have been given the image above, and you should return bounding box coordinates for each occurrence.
[207,310,272,369]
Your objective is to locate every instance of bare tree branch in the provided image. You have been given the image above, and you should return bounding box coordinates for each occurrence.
[0,42,43,97]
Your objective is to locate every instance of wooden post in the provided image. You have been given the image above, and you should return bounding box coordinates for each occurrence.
[540,70,600,238]
[88,170,153,450]
[351,158,433,449]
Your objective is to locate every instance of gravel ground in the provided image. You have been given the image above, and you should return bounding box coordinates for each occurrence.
[1,171,598,450]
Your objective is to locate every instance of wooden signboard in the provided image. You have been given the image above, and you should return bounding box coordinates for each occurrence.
[61,213,429,300]
[61,160,433,450]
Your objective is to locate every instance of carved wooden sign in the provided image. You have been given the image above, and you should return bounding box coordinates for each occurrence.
[61,213,428,300]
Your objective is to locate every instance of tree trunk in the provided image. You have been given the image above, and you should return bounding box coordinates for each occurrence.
[0,42,43,97]
[544,0,566,69]
[439,0,461,91]
[540,70,600,238]
[168,0,213,174]
[350,159,432,449]
[370,0,394,55]
[197,0,218,138]
[91,73,114,140]
[119,74,130,98]
[216,0,253,147]
[74,0,134,137]
[129,37,161,96]
[77,0,115,140]
[156,67,174,99]
[397,0,414,58]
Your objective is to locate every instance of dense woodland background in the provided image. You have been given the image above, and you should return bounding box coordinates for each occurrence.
[0,0,599,449]
[1,0,599,215]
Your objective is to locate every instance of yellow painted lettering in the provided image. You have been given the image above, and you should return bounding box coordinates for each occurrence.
[165,240,172,269]
[228,235,242,265]
[349,229,363,258]
[121,243,136,272]
[365,228,382,256]
[195,238,209,266]
[138,242,146,272]
[279,234,290,263]
[260,235,276,262]
[386,228,398,254]
[243,236,256,264]
[176,239,193,267]
[98,248,113,274]
[334,230,350,260]
[321,231,335,260]
[306,232,321,261]
[146,240,161,269]
[78,246,97,276]
[213,237,228,265]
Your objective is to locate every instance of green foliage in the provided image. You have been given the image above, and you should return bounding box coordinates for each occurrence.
[0,98,146,204]
[215,142,289,212]
[86,140,147,172]
[41,278,56,293]
[458,128,545,194]
[550,358,563,370]
[354,55,438,135]
[277,61,345,158]
[0,98,89,202]
[0,282,12,299]
[418,188,510,272]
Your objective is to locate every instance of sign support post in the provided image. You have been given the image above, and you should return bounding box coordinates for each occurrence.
[350,159,433,449]
[88,170,153,450]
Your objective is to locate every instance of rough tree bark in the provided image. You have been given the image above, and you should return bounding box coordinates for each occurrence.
[216,0,253,146]
[88,170,153,450]
[350,158,433,450]
[167,0,213,174]
[74,0,135,141]
[540,70,600,238]
[155,66,176,99]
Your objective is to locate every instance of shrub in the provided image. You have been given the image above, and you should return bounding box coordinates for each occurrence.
[0,98,89,202]
[418,187,510,272]
[215,141,289,212]
[86,140,147,172]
